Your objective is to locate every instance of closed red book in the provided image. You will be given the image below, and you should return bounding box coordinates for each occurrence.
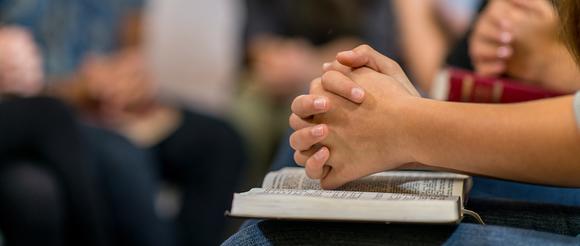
[430,68,564,103]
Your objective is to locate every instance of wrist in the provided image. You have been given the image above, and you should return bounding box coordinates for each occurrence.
[389,96,431,165]
[396,97,458,169]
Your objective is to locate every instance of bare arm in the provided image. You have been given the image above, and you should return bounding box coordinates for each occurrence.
[290,45,580,189]
[406,96,580,187]
[393,0,450,91]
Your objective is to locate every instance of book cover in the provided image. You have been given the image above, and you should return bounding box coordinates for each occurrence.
[430,68,565,103]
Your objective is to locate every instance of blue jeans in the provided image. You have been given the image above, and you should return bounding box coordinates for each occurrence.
[222,131,580,245]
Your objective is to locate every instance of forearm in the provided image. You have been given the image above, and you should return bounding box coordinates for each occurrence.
[393,0,449,91]
[405,96,580,186]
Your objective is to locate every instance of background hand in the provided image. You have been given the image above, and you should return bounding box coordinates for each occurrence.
[469,0,514,77]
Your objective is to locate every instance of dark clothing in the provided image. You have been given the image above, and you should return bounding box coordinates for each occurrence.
[0,97,110,246]
[80,125,174,246]
[151,110,246,246]
[90,110,247,246]
[0,162,64,246]
[245,0,400,62]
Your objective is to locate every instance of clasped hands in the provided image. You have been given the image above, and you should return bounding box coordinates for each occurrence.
[289,45,422,189]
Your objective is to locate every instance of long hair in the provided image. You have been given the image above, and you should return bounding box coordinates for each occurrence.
[559,0,580,64]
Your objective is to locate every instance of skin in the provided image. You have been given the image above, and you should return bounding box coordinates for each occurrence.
[0,26,44,96]
[79,49,157,121]
[393,0,454,91]
[248,35,363,100]
[470,0,580,92]
[290,44,580,189]
[469,0,514,76]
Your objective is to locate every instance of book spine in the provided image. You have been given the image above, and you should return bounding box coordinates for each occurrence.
[430,68,564,103]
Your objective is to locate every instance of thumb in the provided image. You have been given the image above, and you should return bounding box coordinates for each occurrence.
[336,45,395,74]
[337,45,420,97]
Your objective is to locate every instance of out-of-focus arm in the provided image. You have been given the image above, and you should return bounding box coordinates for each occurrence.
[393,0,450,91]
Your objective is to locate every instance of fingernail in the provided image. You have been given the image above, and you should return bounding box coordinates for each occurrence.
[313,97,327,110]
[337,50,355,57]
[351,87,365,101]
[500,32,512,43]
[497,46,512,58]
[311,125,324,137]
[314,148,327,161]
[322,62,332,70]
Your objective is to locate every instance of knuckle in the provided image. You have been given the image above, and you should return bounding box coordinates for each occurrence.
[380,58,400,73]
[291,95,309,114]
[355,44,373,54]
[305,163,319,179]
[293,151,304,165]
[321,70,338,82]
[299,95,311,110]
[291,95,302,108]
[309,78,322,93]
[288,114,298,129]
[289,132,299,150]
[321,70,347,88]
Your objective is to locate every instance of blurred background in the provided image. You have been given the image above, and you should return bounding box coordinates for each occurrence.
[6,0,578,245]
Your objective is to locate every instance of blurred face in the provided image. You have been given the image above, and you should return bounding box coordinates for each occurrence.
[0,26,44,96]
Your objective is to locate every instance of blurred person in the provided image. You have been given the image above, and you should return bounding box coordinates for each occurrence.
[0,25,110,246]
[12,1,246,245]
[469,0,580,93]
[67,7,246,245]
[237,0,400,187]
[394,0,482,92]
[0,1,175,246]
[143,1,251,241]
[74,48,246,246]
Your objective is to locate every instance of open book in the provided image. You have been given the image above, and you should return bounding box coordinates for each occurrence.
[228,167,482,224]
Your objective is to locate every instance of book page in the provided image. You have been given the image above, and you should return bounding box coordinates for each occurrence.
[262,167,466,197]
[243,188,458,201]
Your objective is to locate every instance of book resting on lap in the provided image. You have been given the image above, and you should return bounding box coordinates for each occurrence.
[227,167,483,224]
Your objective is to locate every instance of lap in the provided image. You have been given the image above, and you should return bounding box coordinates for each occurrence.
[224,220,580,246]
